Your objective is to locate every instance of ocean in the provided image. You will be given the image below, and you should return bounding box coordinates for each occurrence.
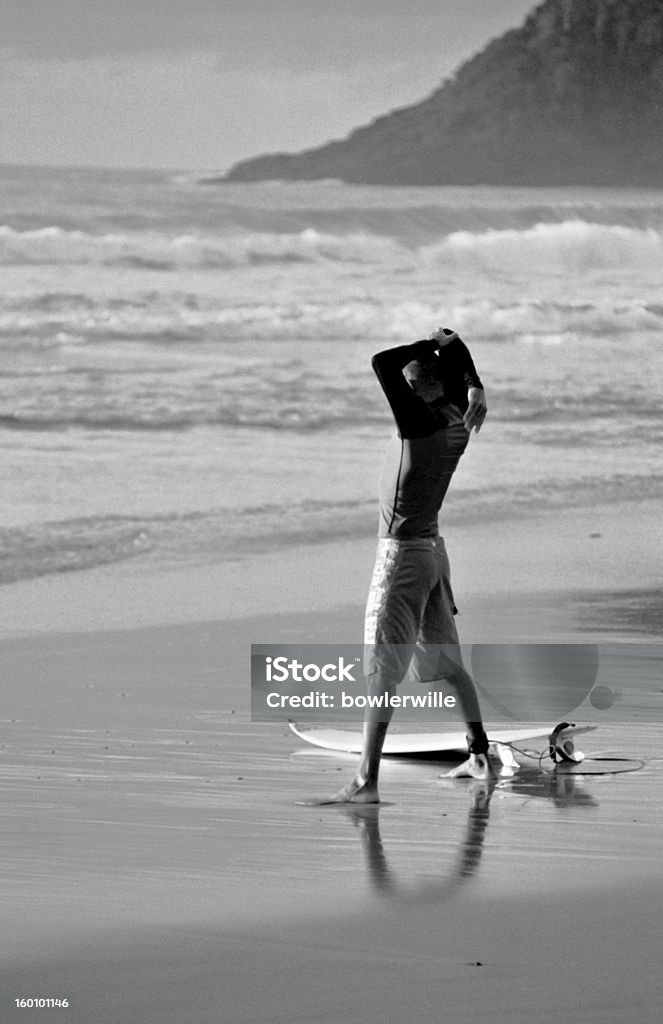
[1,164,661,586]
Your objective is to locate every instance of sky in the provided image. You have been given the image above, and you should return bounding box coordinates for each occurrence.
[1,0,538,172]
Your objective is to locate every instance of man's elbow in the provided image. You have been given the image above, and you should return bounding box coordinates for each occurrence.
[371,352,385,375]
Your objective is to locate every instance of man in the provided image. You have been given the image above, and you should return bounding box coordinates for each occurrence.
[329,327,494,804]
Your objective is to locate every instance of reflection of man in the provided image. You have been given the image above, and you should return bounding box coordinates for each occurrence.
[329,328,494,804]
[344,772,596,900]
[350,779,495,899]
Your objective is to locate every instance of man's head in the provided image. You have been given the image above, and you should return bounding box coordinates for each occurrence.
[403,357,446,404]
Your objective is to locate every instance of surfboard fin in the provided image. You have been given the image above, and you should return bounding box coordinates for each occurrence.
[490,742,520,776]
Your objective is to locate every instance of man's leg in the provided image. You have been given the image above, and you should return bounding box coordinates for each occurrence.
[432,659,496,780]
[417,539,495,780]
[325,671,399,803]
[412,643,495,781]
[326,541,429,803]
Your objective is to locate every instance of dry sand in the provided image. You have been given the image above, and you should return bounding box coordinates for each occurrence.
[1,500,662,1023]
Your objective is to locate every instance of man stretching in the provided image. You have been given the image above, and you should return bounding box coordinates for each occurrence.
[330,327,494,803]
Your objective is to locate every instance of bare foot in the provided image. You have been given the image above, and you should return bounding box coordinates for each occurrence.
[440,753,497,781]
[317,775,380,805]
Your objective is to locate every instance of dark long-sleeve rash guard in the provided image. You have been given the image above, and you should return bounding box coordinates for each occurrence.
[372,337,484,538]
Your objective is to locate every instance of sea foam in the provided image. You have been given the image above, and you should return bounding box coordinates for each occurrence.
[1,219,661,276]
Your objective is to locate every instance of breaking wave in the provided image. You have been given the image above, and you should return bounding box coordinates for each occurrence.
[1,293,662,346]
[2,219,662,275]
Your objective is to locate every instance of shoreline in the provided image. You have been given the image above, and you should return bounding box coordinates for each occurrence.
[0,497,660,641]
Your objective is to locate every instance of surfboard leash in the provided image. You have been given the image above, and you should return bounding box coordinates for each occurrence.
[490,722,646,775]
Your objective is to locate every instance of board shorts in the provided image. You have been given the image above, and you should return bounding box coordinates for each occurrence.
[363,535,464,686]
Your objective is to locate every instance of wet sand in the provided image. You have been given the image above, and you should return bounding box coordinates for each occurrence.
[2,500,662,1022]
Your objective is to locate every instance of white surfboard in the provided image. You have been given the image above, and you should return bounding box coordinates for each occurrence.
[289,721,595,755]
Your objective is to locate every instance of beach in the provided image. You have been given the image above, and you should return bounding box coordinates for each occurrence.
[1,168,662,1021]
[2,494,663,1023]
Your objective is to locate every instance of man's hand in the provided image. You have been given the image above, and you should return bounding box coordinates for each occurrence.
[464,387,487,434]
[428,326,459,349]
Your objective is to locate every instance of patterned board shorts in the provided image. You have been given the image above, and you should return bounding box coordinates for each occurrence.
[363,535,464,685]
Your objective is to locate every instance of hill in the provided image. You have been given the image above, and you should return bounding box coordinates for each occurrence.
[224,0,663,187]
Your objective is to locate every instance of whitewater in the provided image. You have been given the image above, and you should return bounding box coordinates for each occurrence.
[1,165,661,585]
